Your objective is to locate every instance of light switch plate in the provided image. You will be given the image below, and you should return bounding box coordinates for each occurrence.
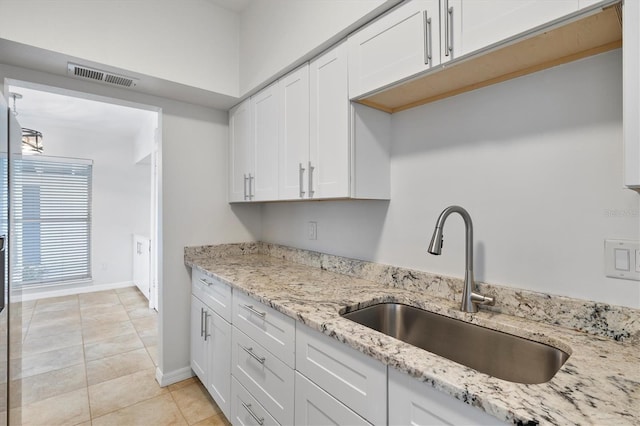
[605,240,640,281]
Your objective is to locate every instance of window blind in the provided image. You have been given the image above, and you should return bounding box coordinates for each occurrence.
[12,156,92,287]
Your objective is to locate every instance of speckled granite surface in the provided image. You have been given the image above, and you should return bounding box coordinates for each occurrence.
[185,243,640,425]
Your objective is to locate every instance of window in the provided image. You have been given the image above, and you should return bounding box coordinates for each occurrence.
[12,156,92,287]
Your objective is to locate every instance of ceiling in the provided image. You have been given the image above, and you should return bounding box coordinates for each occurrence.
[206,0,253,13]
[9,85,157,139]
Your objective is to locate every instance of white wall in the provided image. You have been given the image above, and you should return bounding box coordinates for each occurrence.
[0,63,263,379]
[239,0,395,95]
[0,0,240,96]
[261,50,640,309]
[14,123,151,287]
[134,114,157,164]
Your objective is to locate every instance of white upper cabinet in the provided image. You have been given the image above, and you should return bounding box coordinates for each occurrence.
[251,84,280,201]
[348,0,441,99]
[278,65,310,200]
[450,0,579,58]
[228,99,253,202]
[311,41,391,200]
[624,0,640,189]
[310,41,350,198]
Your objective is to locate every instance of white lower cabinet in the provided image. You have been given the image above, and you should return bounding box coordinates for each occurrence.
[295,324,387,425]
[388,368,505,425]
[231,377,280,426]
[294,372,371,426]
[231,326,294,425]
[190,274,232,421]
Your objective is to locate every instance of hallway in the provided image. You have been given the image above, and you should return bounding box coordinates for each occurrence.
[12,287,227,425]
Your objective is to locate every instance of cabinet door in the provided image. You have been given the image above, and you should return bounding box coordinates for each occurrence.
[278,65,310,200]
[207,311,231,420]
[252,84,279,201]
[229,99,253,202]
[348,0,441,98]
[388,368,504,425]
[309,41,349,199]
[190,295,207,382]
[452,0,579,57]
[295,324,387,425]
[294,372,371,426]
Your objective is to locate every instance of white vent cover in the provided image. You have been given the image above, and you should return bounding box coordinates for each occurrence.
[67,63,138,88]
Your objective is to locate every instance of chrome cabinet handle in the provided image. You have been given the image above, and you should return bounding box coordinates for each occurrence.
[423,11,432,64]
[308,161,315,198]
[203,311,210,341]
[241,401,264,425]
[200,307,204,337]
[199,278,212,286]
[241,345,266,364]
[445,1,453,57]
[243,174,249,200]
[242,304,266,317]
[299,163,306,198]
[248,173,254,200]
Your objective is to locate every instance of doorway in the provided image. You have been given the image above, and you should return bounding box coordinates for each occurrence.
[5,80,161,310]
[1,79,164,421]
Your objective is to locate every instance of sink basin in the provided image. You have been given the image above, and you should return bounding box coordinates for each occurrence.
[341,303,569,384]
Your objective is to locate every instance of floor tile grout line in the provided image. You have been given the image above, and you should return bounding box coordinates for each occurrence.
[168,388,193,425]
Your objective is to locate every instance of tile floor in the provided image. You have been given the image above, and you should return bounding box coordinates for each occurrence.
[13,287,229,426]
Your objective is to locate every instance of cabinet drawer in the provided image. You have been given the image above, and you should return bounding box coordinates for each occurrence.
[295,324,387,425]
[231,327,294,426]
[192,268,232,322]
[295,372,371,426]
[231,377,280,426]
[232,291,295,367]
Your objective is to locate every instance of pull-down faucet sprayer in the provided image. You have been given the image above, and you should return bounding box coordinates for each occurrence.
[428,206,495,313]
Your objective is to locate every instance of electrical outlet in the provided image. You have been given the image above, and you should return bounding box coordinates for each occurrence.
[307,222,317,240]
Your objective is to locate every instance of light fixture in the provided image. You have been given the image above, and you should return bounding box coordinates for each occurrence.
[8,92,21,116]
[22,128,44,154]
[9,91,45,154]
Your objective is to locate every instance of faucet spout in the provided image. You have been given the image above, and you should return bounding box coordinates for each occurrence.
[427,206,495,313]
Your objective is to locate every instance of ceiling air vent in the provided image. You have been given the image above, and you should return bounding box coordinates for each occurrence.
[67,63,138,88]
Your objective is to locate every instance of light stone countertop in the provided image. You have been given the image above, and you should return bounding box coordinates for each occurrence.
[185,246,640,426]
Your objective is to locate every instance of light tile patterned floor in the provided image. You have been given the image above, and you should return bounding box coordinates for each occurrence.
[13,287,229,426]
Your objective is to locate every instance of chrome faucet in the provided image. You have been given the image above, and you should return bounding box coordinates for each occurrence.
[427,206,495,313]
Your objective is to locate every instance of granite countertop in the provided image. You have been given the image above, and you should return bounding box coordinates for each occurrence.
[185,245,640,426]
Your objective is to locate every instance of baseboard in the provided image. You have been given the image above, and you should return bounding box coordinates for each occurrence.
[20,281,135,301]
[155,366,194,387]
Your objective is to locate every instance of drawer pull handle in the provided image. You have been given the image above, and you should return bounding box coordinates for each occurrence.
[242,304,266,318]
[241,401,264,425]
[241,345,266,364]
[199,278,212,286]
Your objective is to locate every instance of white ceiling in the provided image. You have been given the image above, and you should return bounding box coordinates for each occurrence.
[8,85,157,139]
[207,0,253,13]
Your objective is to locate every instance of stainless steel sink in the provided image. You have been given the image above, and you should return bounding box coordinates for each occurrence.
[341,303,569,384]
